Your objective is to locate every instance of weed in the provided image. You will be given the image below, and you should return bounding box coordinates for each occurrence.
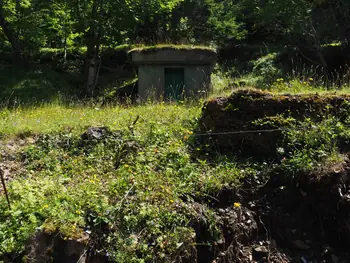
[0,101,243,261]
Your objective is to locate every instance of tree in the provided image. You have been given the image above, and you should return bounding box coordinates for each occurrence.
[0,1,24,62]
[65,0,184,95]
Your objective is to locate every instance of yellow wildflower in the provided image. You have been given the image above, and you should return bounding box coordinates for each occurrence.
[234,202,241,208]
[309,77,314,81]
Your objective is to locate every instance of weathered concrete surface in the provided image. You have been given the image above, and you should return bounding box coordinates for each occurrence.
[130,48,217,101]
[137,64,213,100]
[131,48,216,65]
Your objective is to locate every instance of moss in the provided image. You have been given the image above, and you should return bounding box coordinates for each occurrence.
[128,44,216,54]
[251,115,297,128]
[200,88,350,158]
[227,88,350,107]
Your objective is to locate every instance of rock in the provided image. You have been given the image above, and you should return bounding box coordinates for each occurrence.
[81,127,111,141]
[332,254,339,263]
[252,246,268,260]
[292,240,310,250]
[24,231,108,263]
[25,231,55,263]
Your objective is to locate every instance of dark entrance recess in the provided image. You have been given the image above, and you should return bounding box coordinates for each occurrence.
[164,68,185,101]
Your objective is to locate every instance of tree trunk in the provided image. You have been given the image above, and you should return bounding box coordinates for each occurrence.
[84,26,101,96]
[83,0,103,96]
[0,6,24,63]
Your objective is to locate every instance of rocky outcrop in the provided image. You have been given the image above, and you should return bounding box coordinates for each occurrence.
[21,232,107,263]
[198,89,350,157]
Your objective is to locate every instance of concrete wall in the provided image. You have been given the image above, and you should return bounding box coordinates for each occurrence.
[132,48,217,101]
[132,49,216,65]
[137,65,164,100]
[137,65,214,101]
[184,65,213,98]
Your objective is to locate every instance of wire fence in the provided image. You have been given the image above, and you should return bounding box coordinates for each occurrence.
[187,128,285,137]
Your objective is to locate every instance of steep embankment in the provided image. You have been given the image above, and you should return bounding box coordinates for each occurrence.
[195,89,350,262]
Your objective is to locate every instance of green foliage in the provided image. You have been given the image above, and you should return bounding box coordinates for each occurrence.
[0,65,79,106]
[280,118,346,175]
[251,53,281,87]
[1,83,350,260]
[0,102,244,261]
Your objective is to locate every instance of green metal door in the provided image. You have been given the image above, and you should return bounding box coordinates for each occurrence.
[164,68,185,101]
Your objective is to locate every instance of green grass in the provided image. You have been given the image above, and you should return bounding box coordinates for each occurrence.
[2,72,350,261]
[0,103,199,136]
[0,102,245,262]
[211,72,350,98]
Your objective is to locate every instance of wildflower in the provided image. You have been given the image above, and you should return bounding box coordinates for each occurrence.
[303,81,307,85]
[187,131,193,135]
[170,199,174,203]
[233,202,241,208]
[309,77,314,81]
[76,210,81,215]
[183,136,189,140]
[124,164,129,168]
[43,204,49,209]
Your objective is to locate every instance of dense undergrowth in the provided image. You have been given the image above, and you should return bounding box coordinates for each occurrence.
[1,62,350,261]
[1,87,350,262]
[0,103,243,262]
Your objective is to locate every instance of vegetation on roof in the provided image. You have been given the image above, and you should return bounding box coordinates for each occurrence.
[128,44,217,54]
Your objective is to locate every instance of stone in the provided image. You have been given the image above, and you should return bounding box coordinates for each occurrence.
[81,127,111,141]
[252,246,268,260]
[292,240,310,250]
[24,231,108,263]
[332,254,339,263]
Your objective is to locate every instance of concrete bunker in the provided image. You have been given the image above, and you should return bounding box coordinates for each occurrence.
[129,46,217,101]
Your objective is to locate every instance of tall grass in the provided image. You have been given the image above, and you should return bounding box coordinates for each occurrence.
[0,102,201,137]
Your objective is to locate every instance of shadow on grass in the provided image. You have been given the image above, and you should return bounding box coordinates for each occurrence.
[0,63,139,108]
[0,65,82,107]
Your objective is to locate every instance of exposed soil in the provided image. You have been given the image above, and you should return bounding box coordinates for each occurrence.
[194,89,350,262]
[196,157,350,263]
[0,136,35,187]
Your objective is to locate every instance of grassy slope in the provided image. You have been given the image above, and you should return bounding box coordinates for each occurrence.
[1,97,349,261]
[2,68,350,261]
[0,103,244,262]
